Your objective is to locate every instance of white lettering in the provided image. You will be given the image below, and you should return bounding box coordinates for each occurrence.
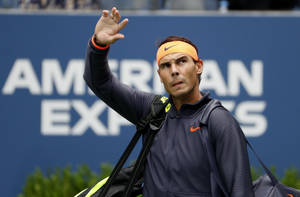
[2,59,41,94]
[235,101,267,137]
[201,60,227,96]
[220,100,235,112]
[72,100,108,135]
[42,59,85,95]
[2,58,267,138]
[108,109,132,135]
[120,60,152,92]
[41,100,71,135]
[228,60,263,96]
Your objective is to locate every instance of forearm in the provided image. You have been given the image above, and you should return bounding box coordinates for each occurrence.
[84,39,111,91]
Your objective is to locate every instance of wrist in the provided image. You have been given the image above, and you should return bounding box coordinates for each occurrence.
[92,35,109,50]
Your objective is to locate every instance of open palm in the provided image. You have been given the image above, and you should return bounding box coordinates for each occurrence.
[94,7,128,45]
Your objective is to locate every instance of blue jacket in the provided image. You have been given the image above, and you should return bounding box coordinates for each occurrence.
[84,40,254,197]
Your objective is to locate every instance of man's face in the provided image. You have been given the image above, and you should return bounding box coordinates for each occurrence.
[157,52,203,99]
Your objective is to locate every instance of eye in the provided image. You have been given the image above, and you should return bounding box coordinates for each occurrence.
[177,58,187,65]
[160,63,170,69]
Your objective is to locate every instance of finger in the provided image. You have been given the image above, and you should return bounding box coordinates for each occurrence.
[102,10,109,17]
[115,33,125,40]
[111,7,119,22]
[112,7,117,14]
[115,10,121,22]
[111,7,116,17]
[118,18,129,30]
[110,33,125,43]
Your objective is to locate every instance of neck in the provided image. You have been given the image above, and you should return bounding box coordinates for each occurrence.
[172,89,202,110]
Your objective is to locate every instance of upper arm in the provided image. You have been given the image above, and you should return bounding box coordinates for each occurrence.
[84,42,155,125]
[95,76,155,124]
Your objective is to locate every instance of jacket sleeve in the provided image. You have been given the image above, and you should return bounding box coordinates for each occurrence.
[208,108,254,197]
[83,39,155,125]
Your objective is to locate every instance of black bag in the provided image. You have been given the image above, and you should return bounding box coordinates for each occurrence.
[201,99,300,197]
[74,164,143,197]
[75,95,169,197]
[249,140,300,197]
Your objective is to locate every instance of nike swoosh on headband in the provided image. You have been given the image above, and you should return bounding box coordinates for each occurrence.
[164,44,177,51]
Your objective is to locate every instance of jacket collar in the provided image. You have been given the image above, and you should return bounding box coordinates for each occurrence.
[167,91,211,119]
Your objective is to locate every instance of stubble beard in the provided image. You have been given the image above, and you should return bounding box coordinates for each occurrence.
[170,81,198,101]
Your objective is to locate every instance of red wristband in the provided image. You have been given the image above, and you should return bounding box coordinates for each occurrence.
[91,35,109,50]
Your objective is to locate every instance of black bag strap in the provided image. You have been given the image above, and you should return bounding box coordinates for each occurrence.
[98,131,142,197]
[122,126,159,197]
[199,99,230,197]
[123,96,168,197]
[244,138,279,185]
[98,95,169,197]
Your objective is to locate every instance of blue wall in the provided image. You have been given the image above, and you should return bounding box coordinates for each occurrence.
[1,12,300,196]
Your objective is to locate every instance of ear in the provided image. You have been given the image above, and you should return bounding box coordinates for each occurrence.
[157,68,162,82]
[195,59,203,75]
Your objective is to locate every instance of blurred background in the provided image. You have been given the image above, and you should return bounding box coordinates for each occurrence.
[1,0,300,10]
[1,0,300,196]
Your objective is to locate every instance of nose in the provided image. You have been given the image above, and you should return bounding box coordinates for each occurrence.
[170,63,179,77]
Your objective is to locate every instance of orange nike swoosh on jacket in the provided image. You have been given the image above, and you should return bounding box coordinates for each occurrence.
[190,127,201,132]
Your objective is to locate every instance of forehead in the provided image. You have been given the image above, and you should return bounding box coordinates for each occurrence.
[159,52,192,64]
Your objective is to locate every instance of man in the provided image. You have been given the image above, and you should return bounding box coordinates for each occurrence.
[84,7,254,197]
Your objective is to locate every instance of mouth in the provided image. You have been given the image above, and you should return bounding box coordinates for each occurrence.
[172,81,183,87]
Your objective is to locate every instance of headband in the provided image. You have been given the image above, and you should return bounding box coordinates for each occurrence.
[156,41,199,65]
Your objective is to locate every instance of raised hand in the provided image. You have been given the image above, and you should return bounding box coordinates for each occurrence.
[93,7,129,45]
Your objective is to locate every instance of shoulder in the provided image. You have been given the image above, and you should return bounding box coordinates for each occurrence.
[208,104,244,142]
[209,106,236,128]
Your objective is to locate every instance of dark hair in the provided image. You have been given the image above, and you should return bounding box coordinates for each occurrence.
[157,35,199,55]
